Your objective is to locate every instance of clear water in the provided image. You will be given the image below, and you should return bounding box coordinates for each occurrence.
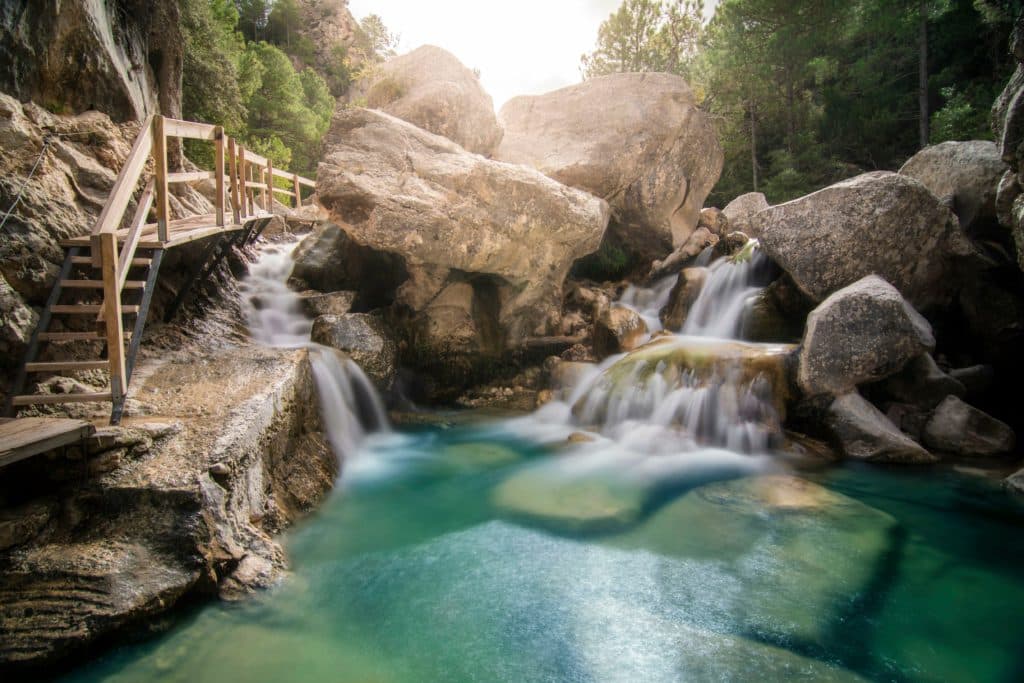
[61,423,1024,683]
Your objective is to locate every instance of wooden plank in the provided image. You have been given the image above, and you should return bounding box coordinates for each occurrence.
[10,394,111,407]
[293,173,301,208]
[60,280,145,289]
[100,232,127,400]
[228,137,240,224]
[73,256,151,267]
[161,225,241,249]
[0,418,95,467]
[297,176,317,188]
[243,149,268,166]
[271,188,296,198]
[25,360,110,372]
[245,181,269,191]
[51,305,140,314]
[91,115,153,237]
[39,331,108,341]
[167,171,215,183]
[214,127,225,227]
[152,116,170,243]
[163,118,218,140]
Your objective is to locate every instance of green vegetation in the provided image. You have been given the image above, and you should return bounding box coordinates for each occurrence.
[179,0,397,175]
[584,0,1022,205]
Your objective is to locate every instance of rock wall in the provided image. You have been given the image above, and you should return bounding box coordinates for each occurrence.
[0,0,182,122]
[0,346,335,675]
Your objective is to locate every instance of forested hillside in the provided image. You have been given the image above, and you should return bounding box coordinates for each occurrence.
[583,0,1022,204]
[180,0,396,174]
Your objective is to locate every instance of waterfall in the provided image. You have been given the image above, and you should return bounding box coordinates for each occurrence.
[542,240,789,456]
[240,241,388,461]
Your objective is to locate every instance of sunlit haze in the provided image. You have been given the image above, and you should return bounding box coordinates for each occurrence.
[347,0,649,110]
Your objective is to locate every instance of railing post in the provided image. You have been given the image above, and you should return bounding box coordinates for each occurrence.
[99,232,127,404]
[260,167,268,212]
[239,146,248,218]
[293,173,301,208]
[228,137,240,224]
[152,116,170,242]
[214,126,225,227]
[266,159,274,212]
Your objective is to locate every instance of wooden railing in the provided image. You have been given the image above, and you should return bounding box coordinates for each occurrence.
[88,115,315,406]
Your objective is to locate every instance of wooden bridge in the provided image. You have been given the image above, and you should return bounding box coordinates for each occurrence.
[3,115,315,424]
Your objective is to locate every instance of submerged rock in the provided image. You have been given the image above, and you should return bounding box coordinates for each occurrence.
[721,192,770,237]
[356,45,503,156]
[316,107,610,345]
[825,392,937,464]
[310,313,398,390]
[755,172,975,310]
[922,395,1015,457]
[496,72,722,258]
[798,276,935,397]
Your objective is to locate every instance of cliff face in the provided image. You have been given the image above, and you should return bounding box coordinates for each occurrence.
[0,0,182,121]
[297,0,358,73]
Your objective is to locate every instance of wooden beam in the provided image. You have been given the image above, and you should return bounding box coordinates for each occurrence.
[99,232,127,401]
[91,115,154,237]
[293,173,301,208]
[152,116,170,243]
[297,176,317,188]
[260,167,268,211]
[239,145,249,218]
[118,179,154,291]
[214,126,226,227]
[228,137,240,224]
[167,171,215,183]
[162,118,218,140]
[243,149,269,166]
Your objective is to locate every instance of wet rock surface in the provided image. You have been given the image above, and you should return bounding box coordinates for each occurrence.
[825,392,937,464]
[0,346,334,674]
[311,313,398,390]
[922,395,1015,457]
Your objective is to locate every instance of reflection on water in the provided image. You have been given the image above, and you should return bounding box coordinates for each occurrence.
[63,422,1024,683]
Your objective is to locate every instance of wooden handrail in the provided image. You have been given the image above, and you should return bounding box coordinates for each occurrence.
[167,171,216,183]
[117,180,154,291]
[91,115,154,236]
[163,118,218,140]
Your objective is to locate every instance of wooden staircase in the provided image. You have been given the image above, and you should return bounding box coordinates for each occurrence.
[4,114,315,425]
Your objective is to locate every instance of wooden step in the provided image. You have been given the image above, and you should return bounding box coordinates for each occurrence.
[25,361,109,373]
[11,392,112,406]
[71,256,152,267]
[60,279,146,289]
[50,305,141,315]
[37,331,131,342]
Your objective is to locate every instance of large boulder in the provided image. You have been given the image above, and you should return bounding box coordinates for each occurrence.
[754,172,975,311]
[0,0,183,122]
[826,392,938,464]
[315,107,610,345]
[898,140,1007,234]
[593,305,648,357]
[356,45,503,156]
[798,276,935,397]
[992,14,1024,270]
[310,313,398,390]
[495,72,722,259]
[721,192,769,237]
[922,395,1015,457]
[660,267,708,330]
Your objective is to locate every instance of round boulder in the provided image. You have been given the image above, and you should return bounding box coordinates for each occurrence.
[310,313,397,389]
[798,275,935,397]
[722,192,769,237]
[357,45,503,156]
[495,72,722,259]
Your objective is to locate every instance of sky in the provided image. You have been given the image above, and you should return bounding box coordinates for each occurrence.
[347,0,715,111]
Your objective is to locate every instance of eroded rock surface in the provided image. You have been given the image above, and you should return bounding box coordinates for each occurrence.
[826,392,937,464]
[922,395,1015,457]
[315,107,610,344]
[721,192,769,237]
[496,72,722,258]
[311,313,397,389]
[0,347,334,673]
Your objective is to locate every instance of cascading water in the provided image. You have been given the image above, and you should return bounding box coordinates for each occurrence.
[240,241,388,462]
[541,239,790,455]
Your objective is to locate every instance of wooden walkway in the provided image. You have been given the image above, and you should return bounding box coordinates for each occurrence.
[0,418,94,468]
[4,115,316,428]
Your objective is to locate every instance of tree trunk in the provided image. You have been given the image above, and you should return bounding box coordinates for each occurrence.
[750,97,759,192]
[918,0,930,148]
